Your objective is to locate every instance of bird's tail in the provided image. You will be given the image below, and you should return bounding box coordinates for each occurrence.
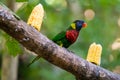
[27,55,41,67]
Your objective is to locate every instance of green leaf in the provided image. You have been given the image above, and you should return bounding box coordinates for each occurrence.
[5,36,22,56]
[16,0,28,2]
[16,3,31,21]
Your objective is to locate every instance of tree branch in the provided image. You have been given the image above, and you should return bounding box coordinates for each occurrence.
[0,5,120,80]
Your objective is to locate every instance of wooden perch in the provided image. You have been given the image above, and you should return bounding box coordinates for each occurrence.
[0,5,120,80]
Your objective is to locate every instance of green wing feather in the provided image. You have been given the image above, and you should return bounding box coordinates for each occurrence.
[52,31,71,48]
[52,31,66,42]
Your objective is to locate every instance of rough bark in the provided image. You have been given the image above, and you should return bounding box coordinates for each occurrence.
[0,5,120,80]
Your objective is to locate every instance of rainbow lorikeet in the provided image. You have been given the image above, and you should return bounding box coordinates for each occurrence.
[27,20,87,67]
[52,20,87,48]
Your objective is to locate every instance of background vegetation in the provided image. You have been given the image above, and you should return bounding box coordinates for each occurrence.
[0,0,120,80]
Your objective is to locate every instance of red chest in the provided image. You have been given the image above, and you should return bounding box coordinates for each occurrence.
[66,30,79,43]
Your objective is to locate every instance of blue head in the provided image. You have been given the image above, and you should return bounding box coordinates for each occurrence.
[70,20,87,31]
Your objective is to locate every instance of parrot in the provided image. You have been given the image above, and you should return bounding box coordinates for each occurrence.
[52,20,87,48]
[27,20,87,67]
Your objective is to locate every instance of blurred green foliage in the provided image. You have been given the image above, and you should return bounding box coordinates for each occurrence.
[0,0,120,80]
[16,0,27,2]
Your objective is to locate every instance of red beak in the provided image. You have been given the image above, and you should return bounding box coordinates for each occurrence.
[82,23,87,28]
